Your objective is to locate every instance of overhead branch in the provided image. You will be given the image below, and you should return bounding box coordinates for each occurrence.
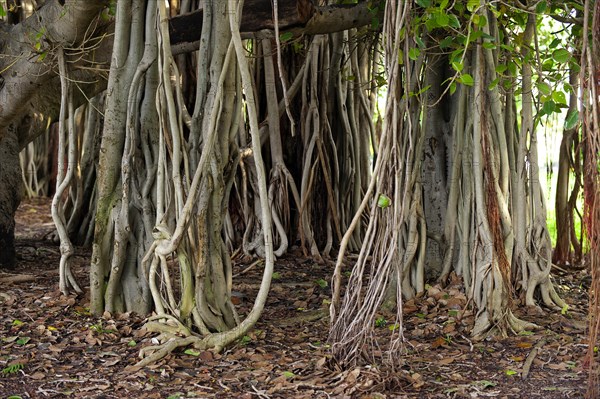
[170,0,382,54]
[0,0,109,134]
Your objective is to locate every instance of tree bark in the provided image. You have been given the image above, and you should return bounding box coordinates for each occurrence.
[0,128,21,269]
[0,0,109,136]
[169,0,382,54]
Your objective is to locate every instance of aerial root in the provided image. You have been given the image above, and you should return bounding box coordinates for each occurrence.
[508,311,538,334]
[134,316,205,368]
[545,281,567,309]
[135,335,204,368]
[472,309,538,340]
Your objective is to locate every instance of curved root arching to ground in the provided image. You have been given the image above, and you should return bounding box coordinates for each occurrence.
[133,0,277,363]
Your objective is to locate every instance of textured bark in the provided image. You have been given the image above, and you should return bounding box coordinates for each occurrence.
[169,0,382,54]
[421,55,451,279]
[0,0,109,135]
[169,0,314,46]
[0,128,21,269]
[0,1,110,271]
[553,70,581,266]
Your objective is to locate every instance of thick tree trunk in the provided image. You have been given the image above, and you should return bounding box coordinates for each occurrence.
[0,0,109,270]
[553,70,581,266]
[421,54,451,280]
[0,128,21,269]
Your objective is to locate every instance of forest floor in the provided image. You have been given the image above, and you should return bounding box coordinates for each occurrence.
[0,198,592,398]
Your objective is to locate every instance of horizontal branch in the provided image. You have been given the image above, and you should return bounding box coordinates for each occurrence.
[0,0,109,133]
[169,0,314,46]
[170,0,381,54]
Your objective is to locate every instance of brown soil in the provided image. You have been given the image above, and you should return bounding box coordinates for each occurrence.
[0,198,590,398]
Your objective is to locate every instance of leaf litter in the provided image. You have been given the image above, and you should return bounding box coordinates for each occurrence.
[0,198,589,398]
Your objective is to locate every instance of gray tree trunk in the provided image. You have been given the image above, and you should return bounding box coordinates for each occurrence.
[0,0,109,268]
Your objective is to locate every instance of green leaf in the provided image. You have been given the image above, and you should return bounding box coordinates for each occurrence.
[241,335,252,344]
[408,48,420,61]
[439,0,449,10]
[450,48,463,63]
[476,15,488,27]
[448,14,461,28]
[469,30,484,43]
[7,396,23,399]
[16,337,30,346]
[537,81,551,96]
[459,73,474,86]
[425,17,438,31]
[375,317,387,327]
[561,304,569,315]
[12,320,23,327]
[2,364,23,375]
[282,371,296,379]
[552,49,571,63]
[279,32,293,42]
[375,74,387,87]
[416,0,431,7]
[542,100,556,115]
[377,194,391,208]
[128,340,137,347]
[0,4,6,18]
[482,42,496,49]
[467,0,479,12]
[184,349,200,356]
[315,279,328,288]
[564,110,579,130]
[495,64,507,74]
[542,59,554,71]
[292,42,303,53]
[535,1,547,14]
[549,38,561,49]
[505,369,518,376]
[436,12,449,27]
[415,35,425,49]
[452,61,464,72]
[272,272,282,280]
[440,37,454,49]
[552,90,567,105]
[569,59,581,73]
[488,77,500,90]
[449,81,457,95]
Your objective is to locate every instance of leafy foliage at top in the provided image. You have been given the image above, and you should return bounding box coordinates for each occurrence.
[406,0,584,127]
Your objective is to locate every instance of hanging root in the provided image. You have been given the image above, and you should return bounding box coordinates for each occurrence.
[472,309,538,341]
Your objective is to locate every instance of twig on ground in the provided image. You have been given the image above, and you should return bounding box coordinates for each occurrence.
[233,259,264,278]
[522,337,546,380]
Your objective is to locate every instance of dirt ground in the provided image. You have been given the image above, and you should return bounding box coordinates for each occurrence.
[0,198,591,398]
